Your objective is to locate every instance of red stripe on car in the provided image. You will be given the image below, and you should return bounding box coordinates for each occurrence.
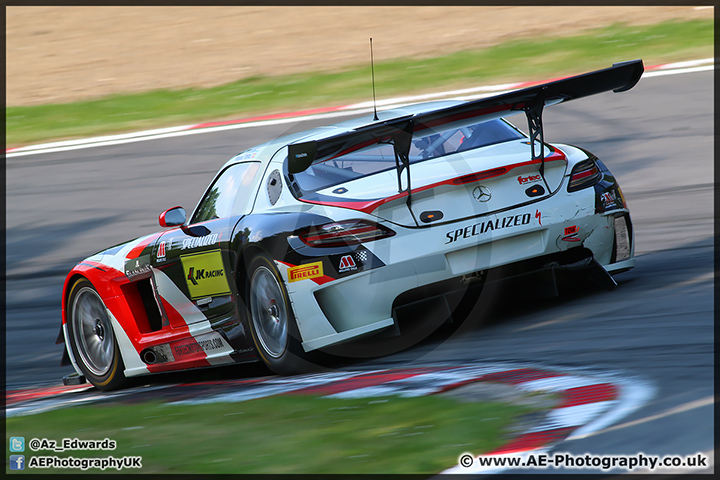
[299,151,566,214]
[126,232,164,260]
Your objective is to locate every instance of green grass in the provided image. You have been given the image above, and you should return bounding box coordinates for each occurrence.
[6,394,536,474]
[6,19,713,147]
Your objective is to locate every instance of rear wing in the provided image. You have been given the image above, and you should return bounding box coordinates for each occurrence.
[287,59,643,203]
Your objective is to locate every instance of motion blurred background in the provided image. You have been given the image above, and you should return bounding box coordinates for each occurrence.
[5,6,714,474]
[7,5,712,107]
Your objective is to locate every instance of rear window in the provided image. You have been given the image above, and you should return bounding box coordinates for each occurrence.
[292,118,524,193]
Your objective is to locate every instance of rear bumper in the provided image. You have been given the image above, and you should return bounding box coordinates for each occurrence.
[279,185,634,352]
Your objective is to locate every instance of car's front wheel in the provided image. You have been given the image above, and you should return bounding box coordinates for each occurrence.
[245,255,316,375]
[66,278,127,390]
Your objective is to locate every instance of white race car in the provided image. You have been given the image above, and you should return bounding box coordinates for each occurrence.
[60,60,642,389]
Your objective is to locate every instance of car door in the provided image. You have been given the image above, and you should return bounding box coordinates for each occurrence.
[151,162,261,328]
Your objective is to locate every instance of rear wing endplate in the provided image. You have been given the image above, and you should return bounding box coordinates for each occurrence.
[287,59,643,195]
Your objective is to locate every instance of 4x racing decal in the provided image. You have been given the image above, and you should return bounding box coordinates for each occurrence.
[445,210,542,245]
[180,250,231,299]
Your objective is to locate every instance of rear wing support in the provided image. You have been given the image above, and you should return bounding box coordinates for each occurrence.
[524,87,548,178]
[286,59,644,210]
[391,120,416,218]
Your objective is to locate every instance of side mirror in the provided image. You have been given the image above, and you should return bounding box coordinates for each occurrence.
[159,206,186,227]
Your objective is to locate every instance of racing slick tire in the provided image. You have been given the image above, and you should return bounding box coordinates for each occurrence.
[245,254,317,375]
[66,278,127,391]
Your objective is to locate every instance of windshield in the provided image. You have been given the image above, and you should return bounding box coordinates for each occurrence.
[292,118,524,194]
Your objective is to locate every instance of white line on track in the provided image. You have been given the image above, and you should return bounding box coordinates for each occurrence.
[6,59,713,159]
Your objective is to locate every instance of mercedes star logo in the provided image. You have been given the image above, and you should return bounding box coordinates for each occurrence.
[472,185,492,202]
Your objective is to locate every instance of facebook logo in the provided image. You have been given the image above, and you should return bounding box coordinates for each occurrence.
[9,455,25,470]
[9,437,25,452]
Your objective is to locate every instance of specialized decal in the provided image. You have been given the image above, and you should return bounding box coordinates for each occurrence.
[288,261,324,283]
[124,255,152,279]
[535,209,542,226]
[181,233,219,250]
[180,250,231,299]
[518,174,542,185]
[338,255,357,273]
[445,213,534,245]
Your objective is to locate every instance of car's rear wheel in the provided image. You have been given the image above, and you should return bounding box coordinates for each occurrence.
[246,255,316,375]
[66,278,127,390]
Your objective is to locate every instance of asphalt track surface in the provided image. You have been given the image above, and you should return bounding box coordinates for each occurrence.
[6,70,713,471]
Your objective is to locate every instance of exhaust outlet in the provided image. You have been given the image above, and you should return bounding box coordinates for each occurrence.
[142,350,157,364]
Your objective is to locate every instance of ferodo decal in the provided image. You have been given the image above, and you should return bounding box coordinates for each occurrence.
[288,261,324,283]
[180,250,230,299]
[445,211,538,245]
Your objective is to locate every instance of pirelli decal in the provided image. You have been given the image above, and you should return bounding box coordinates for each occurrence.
[288,261,324,283]
[180,250,231,299]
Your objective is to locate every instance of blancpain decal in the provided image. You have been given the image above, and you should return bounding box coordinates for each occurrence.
[181,233,219,250]
[124,255,152,279]
[445,212,536,244]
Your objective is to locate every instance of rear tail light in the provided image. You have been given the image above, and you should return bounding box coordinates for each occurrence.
[567,159,602,192]
[298,219,396,247]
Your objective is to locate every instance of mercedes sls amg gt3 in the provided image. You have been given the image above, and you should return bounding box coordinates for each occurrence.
[59,60,643,389]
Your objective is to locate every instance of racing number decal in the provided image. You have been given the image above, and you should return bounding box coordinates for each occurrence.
[180,250,231,299]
